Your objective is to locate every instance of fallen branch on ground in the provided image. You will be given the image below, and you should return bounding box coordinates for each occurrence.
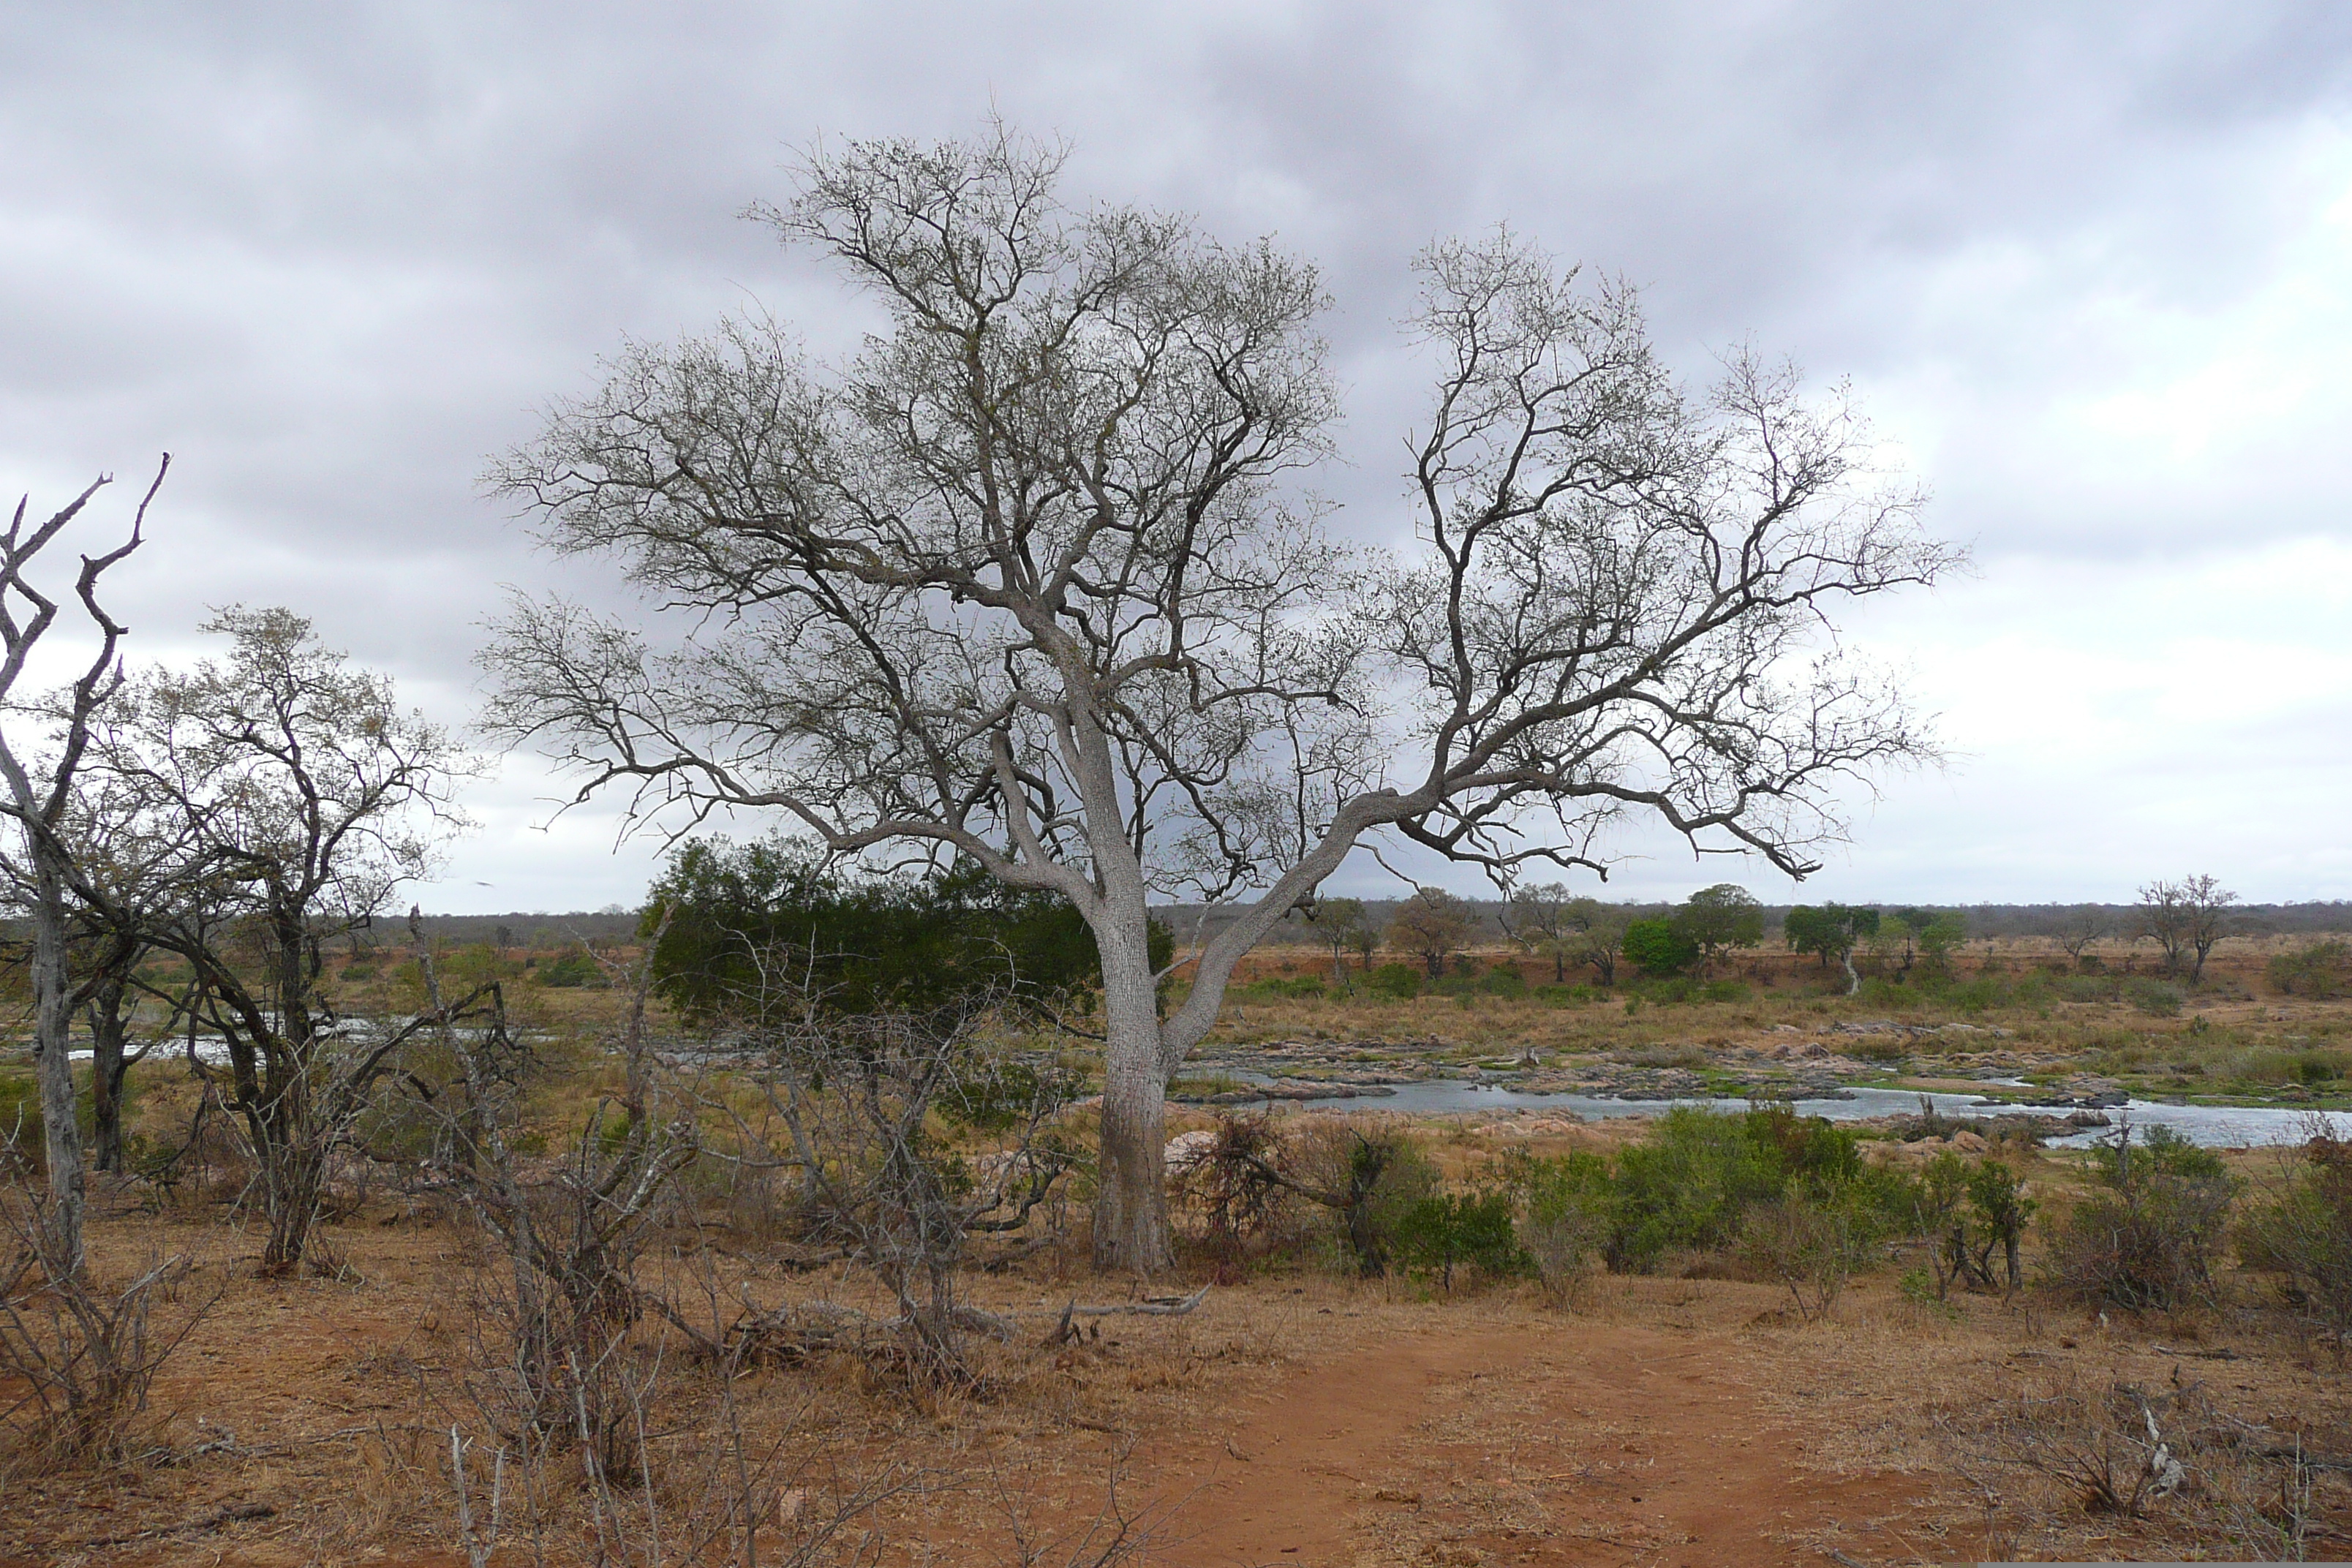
[1046,1287,1210,1346]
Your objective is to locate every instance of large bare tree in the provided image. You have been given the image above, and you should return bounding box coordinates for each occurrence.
[0,460,162,1270]
[482,128,1957,1272]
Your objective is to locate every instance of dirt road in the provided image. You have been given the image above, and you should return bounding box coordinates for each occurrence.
[1148,1316,1947,1567]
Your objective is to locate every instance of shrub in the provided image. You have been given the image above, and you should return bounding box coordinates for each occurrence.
[1700,979,1749,1003]
[2237,1128,2352,1342]
[1499,1150,1613,1303]
[1607,1108,1787,1268]
[2123,978,2185,1017]
[1391,1191,1526,1292]
[1288,1123,1439,1275]
[535,951,604,988]
[1479,967,1528,999]
[1365,962,1423,1000]
[1240,974,1325,1001]
[1746,1193,1875,1321]
[2267,939,2352,999]
[2046,1124,2235,1310]
[1622,918,1697,977]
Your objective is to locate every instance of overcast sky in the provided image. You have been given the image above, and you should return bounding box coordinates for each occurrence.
[4,1,2348,913]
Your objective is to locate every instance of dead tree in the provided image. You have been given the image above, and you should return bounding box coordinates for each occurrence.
[734,980,1080,1382]
[2055,905,2108,969]
[0,459,162,1270]
[482,127,1958,1271]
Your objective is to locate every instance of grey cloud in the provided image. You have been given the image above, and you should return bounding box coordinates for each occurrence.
[2,1,2347,908]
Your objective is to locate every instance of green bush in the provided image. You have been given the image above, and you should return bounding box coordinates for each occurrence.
[1499,1149,1613,1301]
[2267,940,2352,999]
[1622,918,1697,977]
[2047,1125,2235,1310]
[1700,979,1748,1003]
[535,951,605,988]
[2237,1131,2352,1338]
[2122,978,2185,1017]
[1480,968,1528,998]
[1391,1190,1527,1292]
[1240,974,1326,1000]
[1365,962,1423,1000]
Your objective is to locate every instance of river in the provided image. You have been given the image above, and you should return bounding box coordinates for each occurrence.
[1270,1079,2350,1147]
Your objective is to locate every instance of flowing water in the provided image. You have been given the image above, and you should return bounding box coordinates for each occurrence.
[1265,1078,2350,1147]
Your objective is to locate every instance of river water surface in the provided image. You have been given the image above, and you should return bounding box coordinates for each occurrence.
[1273,1079,2350,1147]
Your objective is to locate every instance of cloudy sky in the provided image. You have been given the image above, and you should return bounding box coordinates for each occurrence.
[4,1,2348,913]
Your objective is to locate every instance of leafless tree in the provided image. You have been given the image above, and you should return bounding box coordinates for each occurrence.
[0,459,162,1270]
[2138,875,2237,982]
[1499,881,1573,982]
[1562,897,1632,987]
[727,976,1080,1383]
[1385,886,1480,979]
[480,127,1957,1271]
[89,608,477,1272]
[2054,904,2108,969]
[1294,894,1368,987]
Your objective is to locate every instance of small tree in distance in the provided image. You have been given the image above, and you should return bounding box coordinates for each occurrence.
[1298,896,1371,989]
[1563,898,1632,986]
[2138,875,2236,982]
[1783,902,1877,994]
[2055,904,2108,969]
[1500,882,1575,981]
[1671,883,1765,973]
[1386,888,1480,979]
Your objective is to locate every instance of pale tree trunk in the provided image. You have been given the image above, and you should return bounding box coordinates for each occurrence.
[1090,911,1172,1275]
[29,857,85,1270]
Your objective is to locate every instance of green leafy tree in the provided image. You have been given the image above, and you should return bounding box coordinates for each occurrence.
[643,834,1162,1021]
[1670,884,1764,972]
[1784,902,1880,994]
[1621,916,1697,977]
[1392,1190,1526,1292]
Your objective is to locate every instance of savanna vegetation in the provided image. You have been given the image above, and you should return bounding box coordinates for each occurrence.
[3,126,2346,1566]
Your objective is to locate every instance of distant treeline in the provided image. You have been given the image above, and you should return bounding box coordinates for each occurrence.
[381,911,643,949]
[1161,898,2352,949]
[374,898,2352,954]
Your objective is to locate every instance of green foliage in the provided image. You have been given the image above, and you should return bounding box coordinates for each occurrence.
[1784,902,1879,967]
[1326,1128,1441,1275]
[2237,1132,2352,1338]
[1621,918,1697,977]
[1240,974,1327,1000]
[535,951,604,989]
[1670,884,1765,965]
[2090,1122,2228,1185]
[2048,1123,2236,1311]
[2122,977,2185,1017]
[1479,966,1528,998]
[0,1069,39,1169]
[2268,940,2352,999]
[643,834,1161,1019]
[1391,1190,1527,1292]
[1365,962,1423,1000]
[1497,1148,1613,1300]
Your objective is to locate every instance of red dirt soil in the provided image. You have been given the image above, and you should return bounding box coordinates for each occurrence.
[1142,1318,1945,1567]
